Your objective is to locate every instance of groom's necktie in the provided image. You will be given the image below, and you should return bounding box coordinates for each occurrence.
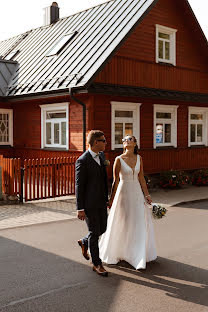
[94,154,101,166]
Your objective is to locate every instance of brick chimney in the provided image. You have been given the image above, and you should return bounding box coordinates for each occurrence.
[44,2,59,26]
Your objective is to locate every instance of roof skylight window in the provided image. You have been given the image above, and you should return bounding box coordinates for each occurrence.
[46,31,78,57]
[5,50,19,60]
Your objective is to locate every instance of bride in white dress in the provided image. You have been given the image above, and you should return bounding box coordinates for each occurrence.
[99,135,157,270]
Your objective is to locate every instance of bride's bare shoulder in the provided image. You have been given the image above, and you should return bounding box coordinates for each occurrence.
[114,155,121,162]
[119,153,126,160]
[114,155,123,165]
[113,156,121,173]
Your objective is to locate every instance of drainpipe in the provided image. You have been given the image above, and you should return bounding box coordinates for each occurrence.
[70,88,86,152]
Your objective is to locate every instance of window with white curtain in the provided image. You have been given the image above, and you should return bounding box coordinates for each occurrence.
[111,102,141,149]
[156,24,177,66]
[40,103,69,149]
[154,104,178,148]
[188,107,208,146]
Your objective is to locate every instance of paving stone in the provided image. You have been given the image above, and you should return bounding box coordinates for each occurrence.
[0,185,208,231]
[0,197,77,230]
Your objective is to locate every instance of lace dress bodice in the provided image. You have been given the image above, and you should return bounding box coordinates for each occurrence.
[118,155,140,182]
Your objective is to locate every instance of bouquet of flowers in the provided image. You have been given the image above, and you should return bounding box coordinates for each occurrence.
[152,203,167,219]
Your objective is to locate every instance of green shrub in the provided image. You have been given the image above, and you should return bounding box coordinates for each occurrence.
[159,170,189,189]
[191,169,208,186]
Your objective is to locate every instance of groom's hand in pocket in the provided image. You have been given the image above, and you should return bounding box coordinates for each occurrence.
[77,210,86,221]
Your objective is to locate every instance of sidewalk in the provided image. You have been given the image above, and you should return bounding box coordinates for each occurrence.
[151,184,208,206]
[0,197,77,230]
[0,185,208,231]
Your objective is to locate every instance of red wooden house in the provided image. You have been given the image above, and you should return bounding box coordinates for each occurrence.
[0,0,208,176]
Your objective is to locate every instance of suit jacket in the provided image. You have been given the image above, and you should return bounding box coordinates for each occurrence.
[75,150,108,215]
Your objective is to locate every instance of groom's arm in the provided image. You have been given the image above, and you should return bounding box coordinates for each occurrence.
[75,158,87,213]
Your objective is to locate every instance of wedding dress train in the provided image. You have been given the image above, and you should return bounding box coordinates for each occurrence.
[99,155,157,269]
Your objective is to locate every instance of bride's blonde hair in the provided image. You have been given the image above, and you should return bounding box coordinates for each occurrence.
[123,135,139,155]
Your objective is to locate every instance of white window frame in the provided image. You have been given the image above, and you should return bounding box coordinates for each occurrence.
[0,109,13,146]
[156,24,177,66]
[111,102,141,150]
[188,107,208,147]
[154,104,178,148]
[40,103,69,149]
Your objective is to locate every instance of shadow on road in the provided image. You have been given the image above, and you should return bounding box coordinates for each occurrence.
[110,257,208,307]
[0,236,117,312]
[0,236,207,311]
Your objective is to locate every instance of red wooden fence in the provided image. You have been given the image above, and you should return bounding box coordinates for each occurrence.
[1,147,208,201]
[0,155,21,197]
[23,157,78,202]
[0,155,78,202]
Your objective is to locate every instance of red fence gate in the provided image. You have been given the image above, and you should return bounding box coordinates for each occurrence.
[0,155,21,198]
[24,157,78,202]
[0,155,78,202]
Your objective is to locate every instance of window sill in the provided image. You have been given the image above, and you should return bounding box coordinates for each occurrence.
[41,147,69,151]
[155,146,176,150]
[0,145,13,148]
[158,61,175,67]
[189,145,206,148]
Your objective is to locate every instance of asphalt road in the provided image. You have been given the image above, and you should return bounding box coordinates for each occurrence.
[0,202,208,312]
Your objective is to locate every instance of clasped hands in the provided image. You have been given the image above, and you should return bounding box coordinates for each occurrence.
[77,200,112,221]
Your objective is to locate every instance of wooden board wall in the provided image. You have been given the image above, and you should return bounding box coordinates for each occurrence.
[95,0,208,93]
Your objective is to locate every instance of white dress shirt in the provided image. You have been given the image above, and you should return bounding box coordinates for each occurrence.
[88,147,101,166]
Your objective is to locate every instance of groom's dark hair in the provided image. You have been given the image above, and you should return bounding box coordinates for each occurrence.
[87,130,104,146]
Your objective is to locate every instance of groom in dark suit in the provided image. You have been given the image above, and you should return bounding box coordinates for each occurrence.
[75,130,109,276]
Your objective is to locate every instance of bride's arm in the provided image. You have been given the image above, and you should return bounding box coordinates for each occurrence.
[108,157,121,208]
[138,156,152,205]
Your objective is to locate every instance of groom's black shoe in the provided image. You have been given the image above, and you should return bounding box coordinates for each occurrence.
[78,240,90,260]
[93,264,108,277]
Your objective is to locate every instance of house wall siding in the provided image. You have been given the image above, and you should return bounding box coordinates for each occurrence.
[0,0,208,176]
[13,101,40,149]
[10,95,89,157]
[0,94,208,175]
[106,146,208,176]
[0,102,12,109]
[95,0,208,93]
[93,94,206,151]
[92,94,208,175]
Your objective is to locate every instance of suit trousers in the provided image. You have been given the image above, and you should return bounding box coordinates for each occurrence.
[82,208,107,266]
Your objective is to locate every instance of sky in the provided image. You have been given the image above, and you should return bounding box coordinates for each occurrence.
[0,0,208,41]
